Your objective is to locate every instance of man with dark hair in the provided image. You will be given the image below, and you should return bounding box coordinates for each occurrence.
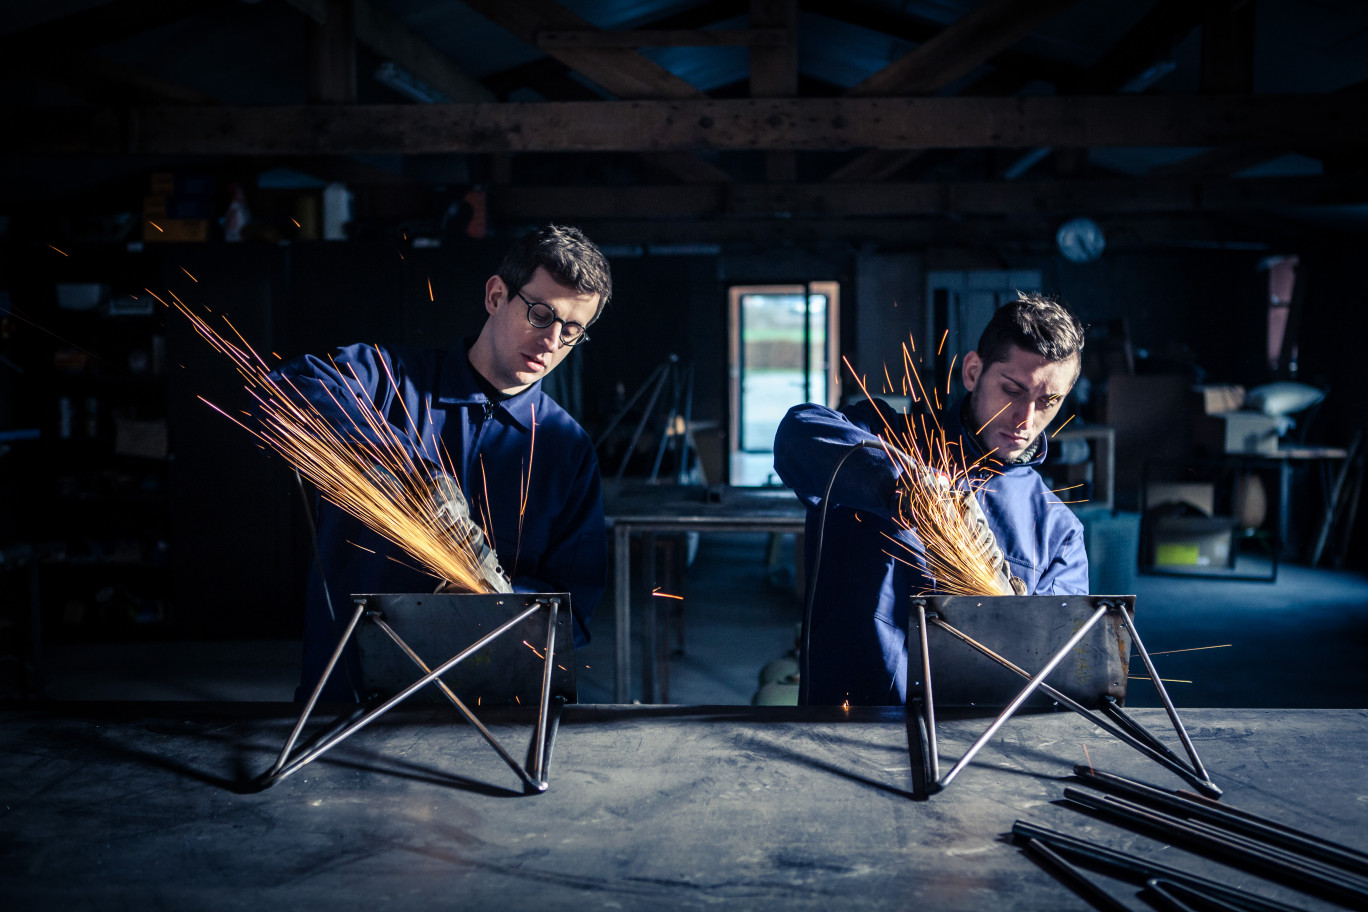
[278,224,612,702]
[774,293,1089,706]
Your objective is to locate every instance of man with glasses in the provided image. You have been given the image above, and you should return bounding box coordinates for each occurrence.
[277,224,612,702]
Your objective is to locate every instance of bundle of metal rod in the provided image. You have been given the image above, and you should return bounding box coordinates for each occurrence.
[1011,821,1308,912]
[1075,765,1368,879]
[1062,787,1368,907]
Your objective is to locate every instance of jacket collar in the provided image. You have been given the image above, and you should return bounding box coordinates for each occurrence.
[434,339,540,431]
[952,395,1048,470]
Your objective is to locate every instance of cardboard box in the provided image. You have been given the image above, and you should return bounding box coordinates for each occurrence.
[1193,384,1245,415]
[1224,412,1281,454]
[1149,515,1235,568]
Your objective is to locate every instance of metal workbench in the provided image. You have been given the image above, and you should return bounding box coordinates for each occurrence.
[3,703,1365,910]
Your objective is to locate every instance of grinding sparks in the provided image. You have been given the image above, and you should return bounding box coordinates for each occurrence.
[291,218,301,228]
[427,277,434,301]
[1082,744,1095,776]
[651,588,683,600]
[181,267,198,283]
[147,219,164,233]
[157,290,496,593]
[1050,414,1076,436]
[1140,644,1232,657]
[844,338,1007,597]
[47,244,69,257]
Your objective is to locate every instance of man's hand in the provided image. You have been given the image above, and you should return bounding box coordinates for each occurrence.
[953,488,1027,596]
[896,461,1025,596]
[428,473,514,594]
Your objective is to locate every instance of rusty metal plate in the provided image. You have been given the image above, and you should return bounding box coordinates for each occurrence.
[908,595,1135,709]
[355,592,576,706]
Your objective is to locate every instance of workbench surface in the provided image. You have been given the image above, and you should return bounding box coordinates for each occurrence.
[3,703,1365,910]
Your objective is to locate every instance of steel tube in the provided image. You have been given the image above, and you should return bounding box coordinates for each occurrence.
[1076,765,1368,877]
[938,603,1110,787]
[1064,788,1368,907]
[274,601,545,782]
[529,598,560,788]
[1024,838,1133,912]
[369,615,538,791]
[915,600,939,779]
[1119,609,1212,787]
[928,615,1217,792]
[267,600,367,778]
[1011,821,1309,912]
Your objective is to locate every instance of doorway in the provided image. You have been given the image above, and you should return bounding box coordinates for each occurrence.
[727,282,840,486]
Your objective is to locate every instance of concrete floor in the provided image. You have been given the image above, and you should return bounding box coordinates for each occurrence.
[29,526,1368,708]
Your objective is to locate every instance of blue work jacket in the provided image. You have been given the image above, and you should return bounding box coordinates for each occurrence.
[774,396,1088,706]
[276,341,607,701]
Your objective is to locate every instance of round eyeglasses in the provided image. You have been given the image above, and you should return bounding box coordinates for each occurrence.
[513,290,590,346]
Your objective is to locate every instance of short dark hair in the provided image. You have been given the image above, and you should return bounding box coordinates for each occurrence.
[976,292,1085,374]
[498,224,613,323]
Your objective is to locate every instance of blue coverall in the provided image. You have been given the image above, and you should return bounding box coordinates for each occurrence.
[774,396,1088,705]
[275,341,607,702]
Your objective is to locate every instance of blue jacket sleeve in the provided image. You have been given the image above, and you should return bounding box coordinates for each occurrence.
[509,441,607,647]
[773,401,902,518]
[271,343,430,466]
[1035,521,1090,595]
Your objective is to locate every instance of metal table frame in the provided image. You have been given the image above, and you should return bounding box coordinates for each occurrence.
[606,483,806,704]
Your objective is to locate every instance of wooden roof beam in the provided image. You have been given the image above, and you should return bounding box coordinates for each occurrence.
[462,0,729,183]
[14,96,1366,156]
[846,0,1081,97]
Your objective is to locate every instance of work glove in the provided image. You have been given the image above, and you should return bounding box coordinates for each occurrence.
[952,486,1027,596]
[428,472,514,594]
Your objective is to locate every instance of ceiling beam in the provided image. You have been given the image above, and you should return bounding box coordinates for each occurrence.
[1063,0,1212,94]
[829,0,1078,181]
[488,175,1368,221]
[540,214,1304,248]
[462,0,729,183]
[16,95,1360,156]
[1201,0,1257,95]
[286,0,495,103]
[798,0,1079,88]
[751,1,799,182]
[846,0,1081,97]
[308,0,357,104]
[461,0,703,100]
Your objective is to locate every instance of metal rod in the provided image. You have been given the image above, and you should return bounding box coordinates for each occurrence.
[1064,788,1368,907]
[615,361,673,483]
[529,598,559,788]
[916,601,939,779]
[267,600,368,777]
[1011,821,1309,912]
[273,601,546,782]
[613,524,632,704]
[1101,697,1185,762]
[1144,878,1249,912]
[369,615,539,791]
[1119,608,1214,788]
[1076,765,1368,878]
[1024,838,1133,912]
[938,603,1110,788]
[593,358,670,450]
[931,617,1216,794]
